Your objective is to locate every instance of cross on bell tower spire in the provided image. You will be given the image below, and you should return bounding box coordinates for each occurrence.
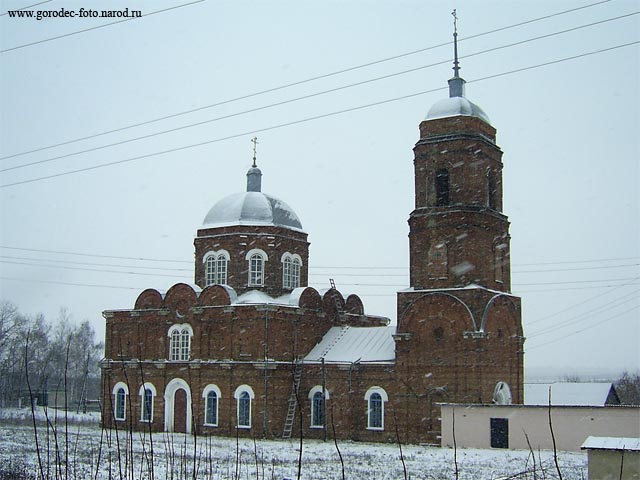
[448,9,466,98]
[251,136,258,168]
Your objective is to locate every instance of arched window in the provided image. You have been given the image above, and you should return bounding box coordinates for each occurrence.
[308,386,329,428]
[139,383,156,423]
[365,387,388,430]
[246,249,268,287]
[168,324,193,361]
[428,242,448,279]
[204,250,229,286]
[435,169,450,206]
[203,384,221,426]
[234,385,254,429]
[112,382,129,421]
[282,253,302,289]
[487,171,497,209]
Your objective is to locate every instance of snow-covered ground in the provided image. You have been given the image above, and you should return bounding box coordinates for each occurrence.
[0,407,587,479]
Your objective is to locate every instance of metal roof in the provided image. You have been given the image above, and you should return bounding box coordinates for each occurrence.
[582,436,640,451]
[525,382,617,406]
[304,325,396,364]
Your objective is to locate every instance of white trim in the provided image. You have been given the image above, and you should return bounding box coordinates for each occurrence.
[308,385,329,429]
[112,381,129,421]
[167,323,193,337]
[245,249,268,262]
[234,385,254,429]
[280,252,302,264]
[139,382,156,423]
[365,386,388,431]
[202,249,230,263]
[308,385,330,399]
[202,384,221,427]
[164,378,192,434]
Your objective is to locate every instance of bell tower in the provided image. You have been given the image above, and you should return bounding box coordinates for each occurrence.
[409,21,511,293]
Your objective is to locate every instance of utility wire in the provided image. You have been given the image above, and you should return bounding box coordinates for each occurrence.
[2,40,638,189]
[0,0,206,54]
[0,0,613,160]
[0,0,52,16]
[0,259,192,278]
[4,12,637,175]
[0,254,191,271]
[527,289,639,338]
[0,245,637,270]
[526,282,639,326]
[527,304,639,351]
[0,276,144,290]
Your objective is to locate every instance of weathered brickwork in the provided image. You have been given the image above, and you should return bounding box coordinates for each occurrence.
[101,86,524,444]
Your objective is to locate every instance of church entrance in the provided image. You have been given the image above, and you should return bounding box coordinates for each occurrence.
[164,378,192,434]
[173,388,188,433]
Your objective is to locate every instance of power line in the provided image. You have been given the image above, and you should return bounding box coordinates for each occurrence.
[5,12,637,175]
[0,0,52,16]
[0,276,144,290]
[0,0,206,54]
[0,254,191,272]
[0,0,613,160]
[2,40,638,189]
[527,289,639,338]
[527,304,639,351]
[526,282,638,326]
[0,245,637,270]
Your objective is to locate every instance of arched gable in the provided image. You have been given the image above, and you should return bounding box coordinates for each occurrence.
[134,289,163,309]
[163,283,198,314]
[198,284,237,307]
[291,287,322,310]
[480,294,522,337]
[398,292,477,337]
[345,294,364,315]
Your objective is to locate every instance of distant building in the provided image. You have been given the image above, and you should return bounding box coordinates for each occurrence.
[525,382,621,406]
[100,35,524,443]
[582,436,640,479]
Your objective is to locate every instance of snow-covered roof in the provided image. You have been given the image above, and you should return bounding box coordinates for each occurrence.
[425,96,490,124]
[305,325,396,364]
[582,436,640,451]
[524,383,616,406]
[234,290,293,306]
[201,191,304,232]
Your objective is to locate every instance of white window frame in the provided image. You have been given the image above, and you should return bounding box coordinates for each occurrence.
[364,386,388,431]
[138,383,157,423]
[246,249,268,287]
[233,384,255,429]
[168,324,193,361]
[308,385,329,429]
[203,250,230,286]
[203,384,222,427]
[281,253,302,289]
[112,382,129,421]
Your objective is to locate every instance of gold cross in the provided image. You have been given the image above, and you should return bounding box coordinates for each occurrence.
[251,136,258,167]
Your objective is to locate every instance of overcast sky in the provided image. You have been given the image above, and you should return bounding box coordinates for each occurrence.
[1,0,638,379]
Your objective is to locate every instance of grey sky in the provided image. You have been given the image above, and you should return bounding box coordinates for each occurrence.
[1,0,638,377]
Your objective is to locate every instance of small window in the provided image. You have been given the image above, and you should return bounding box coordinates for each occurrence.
[204,251,229,286]
[282,254,302,289]
[435,169,450,206]
[203,385,221,427]
[487,171,497,209]
[168,324,193,361]
[428,242,448,279]
[112,382,129,421]
[234,385,254,429]
[490,418,509,448]
[308,386,329,428]
[246,249,268,287]
[139,383,156,423]
[365,387,388,431]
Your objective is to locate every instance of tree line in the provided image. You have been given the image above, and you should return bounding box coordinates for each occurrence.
[0,301,104,410]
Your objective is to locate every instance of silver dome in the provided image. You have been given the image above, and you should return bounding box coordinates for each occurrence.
[425,96,491,124]
[202,191,304,231]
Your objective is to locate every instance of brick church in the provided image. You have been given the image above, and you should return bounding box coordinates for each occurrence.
[100,43,524,444]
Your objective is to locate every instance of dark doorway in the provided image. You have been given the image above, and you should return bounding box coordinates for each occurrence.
[174,388,188,433]
[490,418,509,448]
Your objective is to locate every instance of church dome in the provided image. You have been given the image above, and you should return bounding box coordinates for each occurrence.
[425,96,490,124]
[202,191,304,231]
